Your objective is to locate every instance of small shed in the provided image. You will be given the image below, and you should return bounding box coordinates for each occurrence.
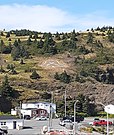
[0,115,24,129]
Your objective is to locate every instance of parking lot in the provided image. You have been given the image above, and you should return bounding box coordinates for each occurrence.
[8,118,114,135]
[8,118,64,135]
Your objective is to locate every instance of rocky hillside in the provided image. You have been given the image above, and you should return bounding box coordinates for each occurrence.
[0,27,114,111]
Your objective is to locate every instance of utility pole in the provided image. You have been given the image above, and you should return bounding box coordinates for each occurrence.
[65,90,66,117]
[19,101,22,119]
[51,91,54,103]
[49,92,53,128]
[49,103,52,127]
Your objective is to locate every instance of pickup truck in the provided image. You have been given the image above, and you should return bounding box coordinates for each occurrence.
[93,120,112,126]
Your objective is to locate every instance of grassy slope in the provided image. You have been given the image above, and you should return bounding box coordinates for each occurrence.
[0,29,114,103]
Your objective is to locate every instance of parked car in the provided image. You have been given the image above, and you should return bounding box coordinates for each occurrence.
[0,128,8,135]
[45,128,66,135]
[59,119,73,126]
[62,115,84,123]
[24,115,31,120]
[93,120,112,126]
[35,116,47,121]
[70,116,84,123]
[94,118,100,121]
[46,130,66,135]
[89,118,100,125]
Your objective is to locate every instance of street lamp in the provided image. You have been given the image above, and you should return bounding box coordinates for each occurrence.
[74,100,79,135]
[97,102,109,135]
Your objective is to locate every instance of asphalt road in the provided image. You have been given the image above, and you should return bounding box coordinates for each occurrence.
[8,117,114,135]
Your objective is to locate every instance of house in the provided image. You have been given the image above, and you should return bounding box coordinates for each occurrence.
[22,102,56,114]
[20,108,48,118]
[11,102,57,118]
[0,115,24,129]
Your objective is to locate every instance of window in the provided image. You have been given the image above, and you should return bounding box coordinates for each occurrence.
[33,111,36,115]
[1,122,6,125]
[40,110,45,115]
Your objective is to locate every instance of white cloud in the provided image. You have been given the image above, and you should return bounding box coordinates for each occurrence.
[0,4,113,32]
[0,4,72,32]
[76,11,114,30]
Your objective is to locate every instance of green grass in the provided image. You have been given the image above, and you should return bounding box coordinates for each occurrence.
[0,53,52,83]
[0,29,114,103]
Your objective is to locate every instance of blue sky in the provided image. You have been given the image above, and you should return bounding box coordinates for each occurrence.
[0,0,114,32]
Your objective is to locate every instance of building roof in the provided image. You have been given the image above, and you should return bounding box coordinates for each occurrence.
[21,108,47,111]
[0,115,19,120]
[22,102,55,105]
[22,108,37,110]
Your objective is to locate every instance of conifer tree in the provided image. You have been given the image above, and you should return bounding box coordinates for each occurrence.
[0,75,14,99]
[60,71,71,83]
[30,70,40,79]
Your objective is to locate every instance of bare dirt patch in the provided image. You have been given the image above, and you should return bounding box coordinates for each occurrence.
[39,58,69,72]
[84,53,96,59]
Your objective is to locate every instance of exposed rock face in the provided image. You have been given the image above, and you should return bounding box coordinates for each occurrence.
[10,79,114,105]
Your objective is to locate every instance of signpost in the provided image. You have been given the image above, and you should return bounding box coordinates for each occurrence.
[104,104,114,114]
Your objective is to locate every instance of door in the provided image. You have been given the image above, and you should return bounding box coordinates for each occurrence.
[13,121,16,129]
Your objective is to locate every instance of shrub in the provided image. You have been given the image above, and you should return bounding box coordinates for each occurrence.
[54,71,71,83]
[30,70,40,79]
[40,92,51,100]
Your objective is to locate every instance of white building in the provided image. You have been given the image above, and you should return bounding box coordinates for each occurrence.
[20,108,37,117]
[0,115,24,129]
[22,102,56,114]
[11,109,17,116]
[11,102,57,118]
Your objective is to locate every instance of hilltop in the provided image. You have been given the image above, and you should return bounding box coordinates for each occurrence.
[0,27,114,114]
